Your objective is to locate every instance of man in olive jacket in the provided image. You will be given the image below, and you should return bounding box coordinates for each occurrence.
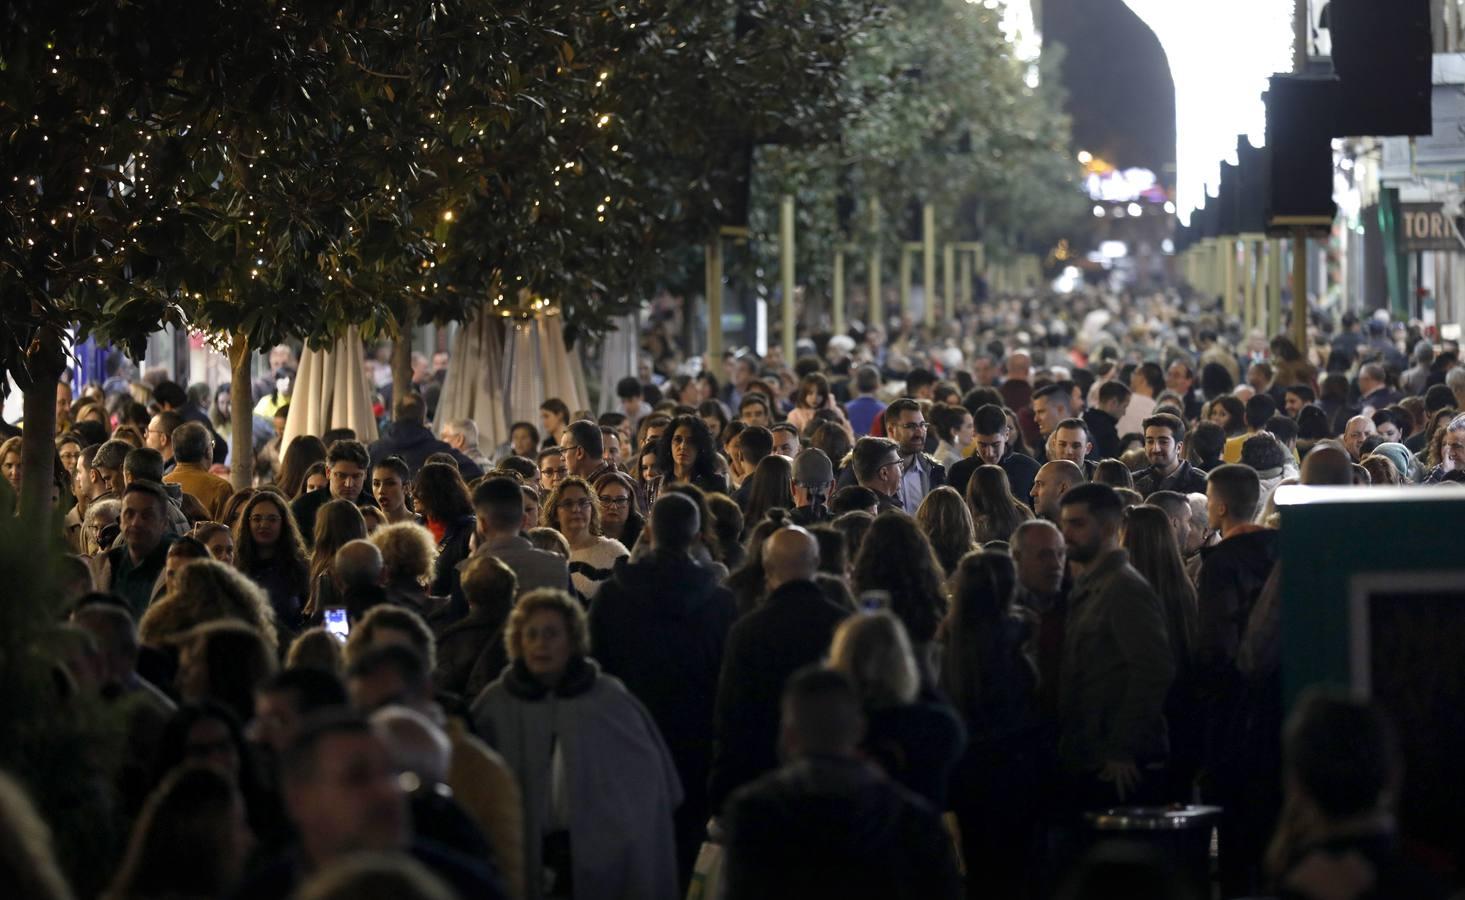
[1056,483,1175,808]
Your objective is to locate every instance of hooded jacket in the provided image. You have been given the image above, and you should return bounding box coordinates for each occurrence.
[369,421,485,480]
[724,755,961,900]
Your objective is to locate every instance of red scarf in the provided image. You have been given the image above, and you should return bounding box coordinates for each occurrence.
[425,517,447,544]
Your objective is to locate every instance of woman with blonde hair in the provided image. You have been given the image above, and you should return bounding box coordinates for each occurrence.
[828,611,965,807]
[964,464,1033,544]
[304,499,366,620]
[471,589,681,900]
[914,485,978,576]
[140,558,279,652]
[541,476,628,600]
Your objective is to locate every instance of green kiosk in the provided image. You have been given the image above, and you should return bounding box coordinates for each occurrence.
[1277,485,1465,876]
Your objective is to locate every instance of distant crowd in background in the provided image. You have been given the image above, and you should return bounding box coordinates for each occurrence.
[2,285,1461,900]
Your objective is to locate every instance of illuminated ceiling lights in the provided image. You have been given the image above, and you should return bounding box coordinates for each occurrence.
[1124,0,1295,224]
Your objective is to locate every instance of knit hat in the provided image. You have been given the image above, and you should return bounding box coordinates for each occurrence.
[1372,442,1417,483]
[793,448,834,487]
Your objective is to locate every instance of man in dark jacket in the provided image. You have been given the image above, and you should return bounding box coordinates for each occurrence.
[1057,483,1174,808]
[709,526,848,813]
[93,481,177,618]
[1082,381,1130,460]
[947,404,1039,503]
[368,393,483,480]
[1133,413,1209,497]
[291,439,380,545]
[589,493,738,887]
[723,667,961,900]
[1197,463,1282,893]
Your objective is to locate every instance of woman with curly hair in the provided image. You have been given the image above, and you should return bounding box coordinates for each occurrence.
[370,521,442,615]
[233,490,310,634]
[140,558,280,652]
[273,435,327,500]
[542,476,628,601]
[915,485,978,576]
[852,511,948,676]
[303,499,366,620]
[646,414,727,508]
[411,462,477,599]
[964,464,1033,545]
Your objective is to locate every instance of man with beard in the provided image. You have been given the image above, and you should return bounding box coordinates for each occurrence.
[1133,414,1208,497]
[1057,483,1174,807]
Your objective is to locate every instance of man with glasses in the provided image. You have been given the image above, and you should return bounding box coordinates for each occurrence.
[291,439,379,545]
[848,437,906,512]
[144,410,183,476]
[1424,413,1465,483]
[560,420,614,484]
[884,398,945,514]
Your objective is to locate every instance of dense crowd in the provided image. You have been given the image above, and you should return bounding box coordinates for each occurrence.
[2,287,1461,900]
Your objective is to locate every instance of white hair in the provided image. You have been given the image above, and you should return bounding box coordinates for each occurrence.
[446,418,480,448]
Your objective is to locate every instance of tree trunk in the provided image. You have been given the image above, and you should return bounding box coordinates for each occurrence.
[391,300,418,412]
[229,333,255,491]
[17,328,64,531]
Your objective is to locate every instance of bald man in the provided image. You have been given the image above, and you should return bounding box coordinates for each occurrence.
[709,524,849,813]
[1341,415,1377,462]
[1031,459,1085,521]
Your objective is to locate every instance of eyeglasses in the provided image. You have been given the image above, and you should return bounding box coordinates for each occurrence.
[249,514,282,526]
[557,498,593,511]
[597,495,630,507]
[542,467,568,478]
[897,421,928,431]
[1443,441,1465,455]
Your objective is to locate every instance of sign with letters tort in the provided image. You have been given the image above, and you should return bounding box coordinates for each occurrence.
[1399,202,1463,252]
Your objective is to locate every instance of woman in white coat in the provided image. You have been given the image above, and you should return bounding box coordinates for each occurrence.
[471,588,682,900]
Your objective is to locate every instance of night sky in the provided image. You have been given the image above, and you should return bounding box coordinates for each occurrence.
[1042,0,1177,181]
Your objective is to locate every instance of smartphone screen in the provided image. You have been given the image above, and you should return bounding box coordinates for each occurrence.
[324,608,349,642]
[859,590,891,612]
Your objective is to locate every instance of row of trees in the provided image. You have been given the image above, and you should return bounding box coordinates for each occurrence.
[2,0,1083,514]
[746,0,1087,325]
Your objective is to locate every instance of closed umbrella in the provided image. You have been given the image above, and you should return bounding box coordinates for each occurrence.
[281,327,379,452]
[598,314,639,414]
[433,310,509,449]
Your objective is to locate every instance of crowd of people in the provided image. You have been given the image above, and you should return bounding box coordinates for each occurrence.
[1,287,1460,899]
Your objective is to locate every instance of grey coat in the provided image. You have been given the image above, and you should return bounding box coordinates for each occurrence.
[472,660,683,900]
[1058,548,1175,773]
